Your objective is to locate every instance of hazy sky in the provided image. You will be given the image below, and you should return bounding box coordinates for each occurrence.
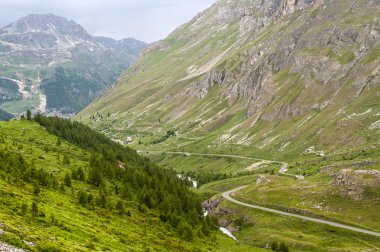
[0,0,215,43]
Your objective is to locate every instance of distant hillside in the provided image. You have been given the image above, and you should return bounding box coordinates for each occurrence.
[0,14,147,115]
[0,108,13,121]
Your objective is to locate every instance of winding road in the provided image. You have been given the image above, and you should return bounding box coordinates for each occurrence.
[223,187,380,238]
[140,150,380,237]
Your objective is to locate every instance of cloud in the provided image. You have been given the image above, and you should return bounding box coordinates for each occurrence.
[0,0,215,43]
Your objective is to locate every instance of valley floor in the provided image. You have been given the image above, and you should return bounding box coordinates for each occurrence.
[144,147,380,251]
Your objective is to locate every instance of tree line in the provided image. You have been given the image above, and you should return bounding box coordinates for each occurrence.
[31,114,217,240]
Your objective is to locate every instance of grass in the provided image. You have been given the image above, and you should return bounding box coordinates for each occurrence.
[74,1,380,251]
[219,199,380,252]
[148,147,380,251]
[1,120,269,251]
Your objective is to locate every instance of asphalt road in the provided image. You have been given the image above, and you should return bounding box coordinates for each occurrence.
[223,186,380,237]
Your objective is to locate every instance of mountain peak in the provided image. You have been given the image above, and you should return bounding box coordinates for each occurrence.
[1,13,91,40]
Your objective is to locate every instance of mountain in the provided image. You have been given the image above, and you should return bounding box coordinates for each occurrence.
[0,108,13,121]
[0,14,147,115]
[76,2,380,250]
[78,0,380,159]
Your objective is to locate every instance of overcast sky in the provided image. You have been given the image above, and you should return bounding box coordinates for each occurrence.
[0,0,215,43]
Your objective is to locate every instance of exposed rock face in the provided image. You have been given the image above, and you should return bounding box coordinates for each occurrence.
[0,242,28,252]
[332,169,380,200]
[333,169,358,187]
[141,41,167,56]
[202,198,221,212]
[256,175,270,186]
[186,69,228,99]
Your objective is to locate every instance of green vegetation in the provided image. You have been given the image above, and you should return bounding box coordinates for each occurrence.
[0,118,246,251]
[67,0,380,251]
[41,67,118,113]
[146,147,380,251]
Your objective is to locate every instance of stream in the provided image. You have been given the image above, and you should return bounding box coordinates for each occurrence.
[177,174,198,188]
[219,227,238,241]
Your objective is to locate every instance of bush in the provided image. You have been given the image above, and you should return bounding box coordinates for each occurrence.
[37,244,63,252]
[271,241,290,252]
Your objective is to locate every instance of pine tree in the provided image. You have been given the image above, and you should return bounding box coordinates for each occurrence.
[21,203,28,215]
[143,194,152,209]
[31,202,38,217]
[26,110,32,120]
[77,167,85,181]
[64,173,72,187]
[56,138,61,146]
[78,190,87,206]
[116,201,125,215]
[97,193,107,208]
[33,184,40,195]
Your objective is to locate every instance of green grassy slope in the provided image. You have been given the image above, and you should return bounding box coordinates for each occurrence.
[0,119,269,251]
[140,146,380,251]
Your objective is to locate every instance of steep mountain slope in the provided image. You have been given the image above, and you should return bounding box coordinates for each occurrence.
[78,0,380,160]
[0,14,147,115]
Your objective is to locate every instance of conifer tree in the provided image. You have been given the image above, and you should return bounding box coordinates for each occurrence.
[26,110,32,120]
[64,173,72,187]
[31,202,38,217]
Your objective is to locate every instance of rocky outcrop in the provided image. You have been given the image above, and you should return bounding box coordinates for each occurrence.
[0,224,29,252]
[332,169,380,200]
[333,169,358,187]
[0,242,28,252]
[186,69,229,99]
[202,198,221,212]
[256,175,270,186]
[141,41,167,56]
[321,161,377,172]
